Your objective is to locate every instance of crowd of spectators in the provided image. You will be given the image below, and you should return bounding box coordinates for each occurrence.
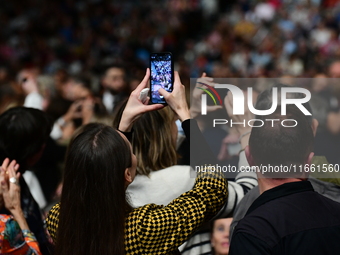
[0,0,340,254]
[0,0,337,79]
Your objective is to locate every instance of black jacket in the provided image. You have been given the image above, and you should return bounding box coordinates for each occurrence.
[230,181,340,255]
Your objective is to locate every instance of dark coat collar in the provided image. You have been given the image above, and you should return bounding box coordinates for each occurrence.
[246,181,314,216]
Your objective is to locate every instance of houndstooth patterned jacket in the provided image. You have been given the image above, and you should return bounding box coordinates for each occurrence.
[47,170,228,254]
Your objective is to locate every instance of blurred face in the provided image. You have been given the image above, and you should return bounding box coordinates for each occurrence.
[211,218,233,255]
[329,62,340,78]
[62,79,90,101]
[103,67,126,93]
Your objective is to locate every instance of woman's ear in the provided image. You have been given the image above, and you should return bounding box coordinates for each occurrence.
[124,168,133,186]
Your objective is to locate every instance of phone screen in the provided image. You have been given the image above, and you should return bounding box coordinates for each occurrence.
[150,52,173,104]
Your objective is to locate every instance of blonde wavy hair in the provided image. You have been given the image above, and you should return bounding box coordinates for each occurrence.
[132,107,178,175]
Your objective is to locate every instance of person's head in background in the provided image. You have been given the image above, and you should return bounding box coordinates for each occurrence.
[311,74,328,94]
[0,66,9,83]
[327,60,340,107]
[211,218,233,255]
[61,75,92,101]
[54,68,69,94]
[113,104,178,175]
[328,60,340,78]
[0,107,53,173]
[102,64,127,94]
[246,105,314,192]
[0,84,22,114]
[17,68,40,82]
[255,83,318,136]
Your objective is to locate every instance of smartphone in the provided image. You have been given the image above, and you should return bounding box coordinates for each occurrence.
[150,52,174,104]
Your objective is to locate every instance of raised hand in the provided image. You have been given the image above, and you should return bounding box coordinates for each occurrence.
[158,71,190,122]
[217,89,255,160]
[1,159,31,232]
[62,100,84,123]
[0,159,20,213]
[119,68,164,132]
[224,90,254,136]
[190,73,223,119]
[19,71,39,96]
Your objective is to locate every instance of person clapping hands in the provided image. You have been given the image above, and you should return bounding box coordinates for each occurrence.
[0,158,41,255]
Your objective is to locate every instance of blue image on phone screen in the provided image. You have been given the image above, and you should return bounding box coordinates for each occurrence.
[150,53,173,104]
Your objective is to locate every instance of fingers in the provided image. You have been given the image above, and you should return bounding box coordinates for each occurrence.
[217,143,229,161]
[73,112,83,119]
[7,161,16,179]
[7,166,18,190]
[1,159,19,174]
[158,72,182,98]
[224,93,233,116]
[158,87,169,99]
[72,100,83,109]
[197,72,214,84]
[206,105,223,112]
[135,68,150,94]
[142,103,164,112]
[68,100,82,114]
[0,167,5,181]
[0,168,4,195]
[174,71,182,88]
[0,172,8,193]
[198,77,214,84]
[7,160,17,176]
[1,158,9,170]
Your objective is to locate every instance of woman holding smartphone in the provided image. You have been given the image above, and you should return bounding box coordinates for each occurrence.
[46,70,228,254]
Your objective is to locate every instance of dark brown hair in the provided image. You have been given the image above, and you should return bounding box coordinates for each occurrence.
[249,105,314,177]
[0,107,53,172]
[56,123,132,255]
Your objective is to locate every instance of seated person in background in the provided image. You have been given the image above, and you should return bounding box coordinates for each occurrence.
[0,159,41,255]
[0,107,53,255]
[46,69,228,254]
[210,218,233,255]
[229,105,340,255]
